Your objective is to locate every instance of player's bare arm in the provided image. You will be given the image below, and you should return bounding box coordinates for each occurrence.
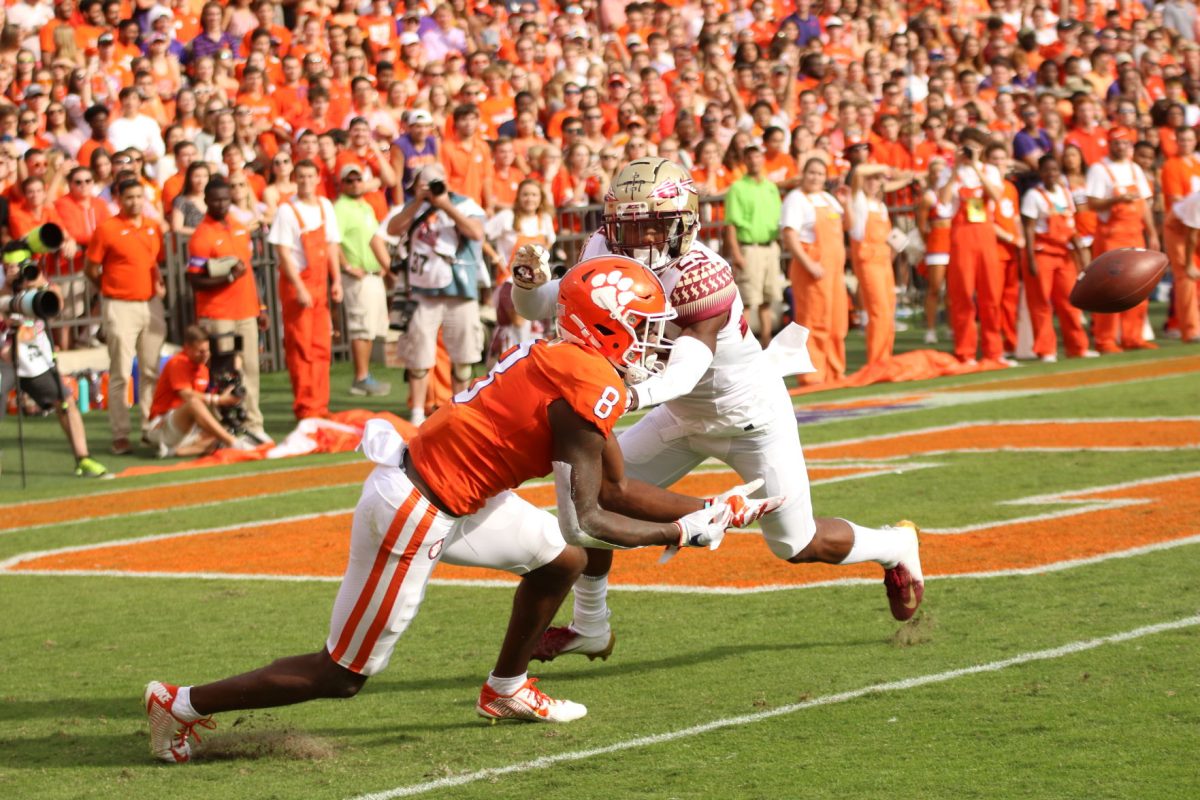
[550,399,708,549]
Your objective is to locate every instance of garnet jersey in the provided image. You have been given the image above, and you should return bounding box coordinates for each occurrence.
[407,339,627,517]
[578,233,778,433]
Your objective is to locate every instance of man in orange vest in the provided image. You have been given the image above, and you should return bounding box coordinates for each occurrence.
[1020,155,1096,362]
[1160,126,1200,344]
[986,143,1026,357]
[267,160,344,420]
[1085,128,1159,351]
[944,129,1009,365]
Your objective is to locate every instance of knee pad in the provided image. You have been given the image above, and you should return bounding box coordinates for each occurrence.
[451,363,474,382]
[407,368,429,379]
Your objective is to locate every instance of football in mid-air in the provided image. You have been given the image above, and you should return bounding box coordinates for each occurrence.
[1070,248,1169,313]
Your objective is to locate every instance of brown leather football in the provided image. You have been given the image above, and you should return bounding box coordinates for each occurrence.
[1069,248,1169,313]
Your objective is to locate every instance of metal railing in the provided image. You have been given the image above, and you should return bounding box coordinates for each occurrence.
[47,192,921,371]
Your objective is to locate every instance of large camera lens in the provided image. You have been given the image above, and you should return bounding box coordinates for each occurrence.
[428,179,446,197]
[9,288,61,319]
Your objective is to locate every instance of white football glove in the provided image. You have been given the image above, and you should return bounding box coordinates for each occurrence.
[511,243,551,290]
[708,478,786,528]
[674,503,734,550]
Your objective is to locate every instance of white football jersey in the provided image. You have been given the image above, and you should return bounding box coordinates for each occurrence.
[580,233,780,433]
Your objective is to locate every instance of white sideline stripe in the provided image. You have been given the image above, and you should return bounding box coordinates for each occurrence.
[1,482,364,537]
[7,534,1199,593]
[0,457,361,511]
[348,613,1200,800]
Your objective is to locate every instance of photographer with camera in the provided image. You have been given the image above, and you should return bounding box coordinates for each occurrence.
[0,258,110,478]
[383,161,486,426]
[945,129,1006,365]
[145,325,256,458]
[185,176,271,445]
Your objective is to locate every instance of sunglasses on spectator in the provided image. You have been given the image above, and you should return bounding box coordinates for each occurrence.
[584,114,602,120]
[72,177,94,184]
[564,127,583,134]
[342,175,362,183]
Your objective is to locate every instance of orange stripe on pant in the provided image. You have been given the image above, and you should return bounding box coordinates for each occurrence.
[329,488,422,667]
[1091,231,1151,350]
[347,503,438,674]
[1026,249,1090,357]
[947,222,1004,361]
[1164,217,1200,341]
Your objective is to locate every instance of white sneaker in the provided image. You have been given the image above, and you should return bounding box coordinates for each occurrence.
[1081,349,1101,358]
[1040,354,1058,364]
[923,329,938,344]
[476,677,587,723]
[998,356,1020,367]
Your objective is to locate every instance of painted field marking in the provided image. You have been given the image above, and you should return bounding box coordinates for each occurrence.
[347,613,1200,800]
[4,419,1198,590]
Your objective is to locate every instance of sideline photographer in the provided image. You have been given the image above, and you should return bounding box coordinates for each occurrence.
[145,325,255,458]
[1,258,111,478]
[382,162,486,426]
[185,176,271,445]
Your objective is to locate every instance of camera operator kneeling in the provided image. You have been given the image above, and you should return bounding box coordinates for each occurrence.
[145,325,256,458]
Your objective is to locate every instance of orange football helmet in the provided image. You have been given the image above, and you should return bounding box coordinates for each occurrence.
[557,255,676,383]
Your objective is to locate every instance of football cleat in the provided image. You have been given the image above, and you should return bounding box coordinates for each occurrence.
[143,681,215,763]
[883,520,925,622]
[476,677,587,723]
[530,625,616,662]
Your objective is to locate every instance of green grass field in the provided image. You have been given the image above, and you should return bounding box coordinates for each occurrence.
[2,315,1199,800]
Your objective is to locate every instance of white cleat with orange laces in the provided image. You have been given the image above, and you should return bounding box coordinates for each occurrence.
[143,681,214,763]
[476,677,587,723]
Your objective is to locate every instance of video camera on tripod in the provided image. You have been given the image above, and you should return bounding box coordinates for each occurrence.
[209,332,248,435]
[3,223,65,319]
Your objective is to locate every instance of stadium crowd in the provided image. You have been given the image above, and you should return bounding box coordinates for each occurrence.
[2,0,1200,465]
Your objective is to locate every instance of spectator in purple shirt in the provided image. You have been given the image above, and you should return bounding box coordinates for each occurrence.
[783,0,822,46]
[1014,104,1053,171]
[188,1,240,64]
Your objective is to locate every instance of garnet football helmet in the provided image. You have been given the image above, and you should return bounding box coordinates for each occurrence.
[603,157,700,273]
[557,255,675,383]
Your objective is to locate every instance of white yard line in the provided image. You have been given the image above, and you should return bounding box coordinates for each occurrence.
[347,613,1200,800]
[6,534,1198,594]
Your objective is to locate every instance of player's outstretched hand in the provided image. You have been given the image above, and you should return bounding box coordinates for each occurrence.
[512,244,551,289]
[675,503,735,550]
[708,479,785,527]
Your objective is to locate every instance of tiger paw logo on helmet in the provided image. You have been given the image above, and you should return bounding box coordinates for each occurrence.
[590,270,638,312]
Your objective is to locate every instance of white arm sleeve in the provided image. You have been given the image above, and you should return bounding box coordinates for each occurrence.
[630,334,715,410]
[512,278,562,320]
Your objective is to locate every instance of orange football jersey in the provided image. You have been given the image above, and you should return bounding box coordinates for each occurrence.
[408,340,628,516]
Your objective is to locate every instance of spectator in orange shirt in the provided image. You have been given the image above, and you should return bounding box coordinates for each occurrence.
[56,167,111,271]
[491,138,525,210]
[185,176,269,443]
[84,178,167,455]
[442,103,495,212]
[762,126,801,191]
[334,117,397,222]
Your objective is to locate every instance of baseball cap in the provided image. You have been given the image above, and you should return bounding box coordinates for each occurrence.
[826,16,844,27]
[339,164,363,180]
[626,114,647,128]
[147,5,173,24]
[98,32,114,45]
[844,135,872,154]
[408,109,434,125]
[626,34,644,47]
[400,31,420,46]
[24,84,44,98]
[1108,126,1136,143]
[408,161,446,188]
[609,73,630,88]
